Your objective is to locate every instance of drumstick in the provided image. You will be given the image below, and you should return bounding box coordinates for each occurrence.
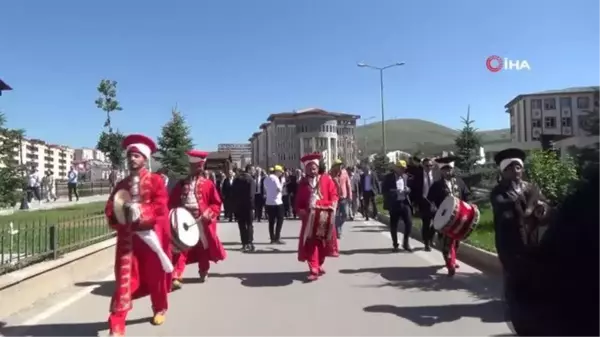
[182,222,198,231]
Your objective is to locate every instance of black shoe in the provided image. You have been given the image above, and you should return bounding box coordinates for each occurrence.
[248,244,256,252]
[241,244,249,252]
[424,245,432,252]
[403,245,413,253]
[275,239,285,245]
[270,239,276,244]
[392,244,400,253]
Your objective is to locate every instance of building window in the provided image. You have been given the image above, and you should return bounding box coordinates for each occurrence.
[543,98,556,110]
[544,117,557,128]
[561,117,572,127]
[560,97,572,107]
[577,97,590,109]
[532,119,542,128]
[531,99,542,109]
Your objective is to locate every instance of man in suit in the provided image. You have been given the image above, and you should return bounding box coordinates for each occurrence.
[349,167,361,220]
[232,164,256,252]
[253,168,266,222]
[221,169,235,222]
[381,160,414,252]
[359,165,380,220]
[408,157,436,251]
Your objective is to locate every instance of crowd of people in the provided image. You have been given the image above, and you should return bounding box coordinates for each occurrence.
[103,132,598,336]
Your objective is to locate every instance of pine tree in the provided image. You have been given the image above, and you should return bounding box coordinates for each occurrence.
[157,108,194,176]
[372,152,389,177]
[454,106,482,173]
[0,112,25,207]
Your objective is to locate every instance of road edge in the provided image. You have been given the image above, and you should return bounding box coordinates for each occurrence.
[376,214,502,275]
[0,238,116,319]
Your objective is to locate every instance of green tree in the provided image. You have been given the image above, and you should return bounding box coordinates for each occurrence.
[97,130,125,169]
[454,106,482,172]
[526,149,578,204]
[94,79,123,132]
[157,108,194,176]
[371,152,389,177]
[0,112,25,207]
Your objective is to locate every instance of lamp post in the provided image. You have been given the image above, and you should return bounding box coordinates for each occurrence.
[357,62,405,154]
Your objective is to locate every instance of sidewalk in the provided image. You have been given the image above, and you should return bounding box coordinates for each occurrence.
[0,194,110,215]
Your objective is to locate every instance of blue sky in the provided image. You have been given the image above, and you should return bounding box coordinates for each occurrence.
[1,0,598,150]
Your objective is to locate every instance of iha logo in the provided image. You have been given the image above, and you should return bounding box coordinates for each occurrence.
[486,55,531,72]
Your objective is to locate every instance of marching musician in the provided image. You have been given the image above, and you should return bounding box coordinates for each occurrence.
[489,148,552,334]
[381,160,414,252]
[104,134,172,336]
[426,156,471,276]
[295,153,339,281]
[169,150,226,289]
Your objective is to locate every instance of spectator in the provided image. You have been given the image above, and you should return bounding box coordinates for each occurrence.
[67,166,79,202]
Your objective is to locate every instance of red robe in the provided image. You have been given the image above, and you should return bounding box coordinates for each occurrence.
[104,168,171,333]
[170,176,226,277]
[296,174,340,269]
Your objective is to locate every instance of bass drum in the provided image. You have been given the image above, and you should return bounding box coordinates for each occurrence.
[433,195,480,241]
[169,207,201,252]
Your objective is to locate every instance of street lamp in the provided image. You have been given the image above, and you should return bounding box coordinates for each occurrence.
[357,61,405,154]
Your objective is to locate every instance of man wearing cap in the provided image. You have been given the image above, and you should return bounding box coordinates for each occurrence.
[330,159,352,238]
[382,160,414,252]
[169,150,226,288]
[104,134,172,336]
[296,153,339,281]
[264,165,285,244]
[426,156,470,276]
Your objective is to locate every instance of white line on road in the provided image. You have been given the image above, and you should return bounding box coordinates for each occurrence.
[18,273,113,327]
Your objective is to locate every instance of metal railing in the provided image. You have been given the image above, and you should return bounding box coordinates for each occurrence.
[50,180,112,199]
[0,210,115,275]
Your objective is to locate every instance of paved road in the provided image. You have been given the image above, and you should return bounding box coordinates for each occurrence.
[0,217,511,336]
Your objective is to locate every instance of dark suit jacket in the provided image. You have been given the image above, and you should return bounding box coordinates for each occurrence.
[252,174,265,196]
[221,177,234,199]
[286,175,298,195]
[408,169,435,203]
[359,171,380,195]
[231,172,256,212]
[381,172,412,211]
[426,177,470,209]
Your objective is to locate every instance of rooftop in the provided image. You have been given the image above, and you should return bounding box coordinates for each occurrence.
[505,86,600,108]
[267,108,360,122]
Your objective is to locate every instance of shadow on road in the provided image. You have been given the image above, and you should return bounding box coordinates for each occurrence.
[340,247,424,255]
[74,280,115,297]
[339,265,499,301]
[0,318,148,336]
[363,299,506,327]
[185,271,308,287]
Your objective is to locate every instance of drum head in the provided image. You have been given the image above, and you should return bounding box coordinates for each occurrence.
[433,196,458,231]
[170,207,200,248]
[113,189,132,225]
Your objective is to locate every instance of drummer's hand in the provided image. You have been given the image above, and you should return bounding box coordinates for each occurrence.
[127,203,142,222]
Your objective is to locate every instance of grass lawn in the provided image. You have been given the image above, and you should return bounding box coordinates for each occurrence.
[0,201,114,273]
[374,196,496,253]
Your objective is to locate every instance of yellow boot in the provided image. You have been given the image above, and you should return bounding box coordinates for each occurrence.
[171,279,182,291]
[151,311,166,326]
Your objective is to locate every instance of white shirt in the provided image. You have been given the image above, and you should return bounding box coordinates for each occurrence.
[422,170,433,198]
[28,172,41,188]
[281,176,288,196]
[395,173,408,201]
[264,174,283,206]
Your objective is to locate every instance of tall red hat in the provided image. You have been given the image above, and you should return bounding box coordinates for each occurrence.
[301,152,321,168]
[122,134,157,159]
[187,150,209,165]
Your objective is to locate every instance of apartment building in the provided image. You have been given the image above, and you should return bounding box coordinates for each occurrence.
[217,143,251,168]
[248,108,360,170]
[14,138,75,179]
[505,86,599,148]
[74,148,107,162]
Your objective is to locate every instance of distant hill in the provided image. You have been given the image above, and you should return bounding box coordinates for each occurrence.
[356,118,510,155]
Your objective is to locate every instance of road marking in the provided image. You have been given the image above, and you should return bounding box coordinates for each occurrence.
[18,273,113,327]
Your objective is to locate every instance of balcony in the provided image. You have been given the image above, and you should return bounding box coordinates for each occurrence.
[26,145,39,152]
[59,165,66,170]
[58,159,66,164]
[44,156,53,162]
[26,154,39,160]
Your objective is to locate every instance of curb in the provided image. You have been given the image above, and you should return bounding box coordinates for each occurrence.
[376,213,502,275]
[0,238,116,319]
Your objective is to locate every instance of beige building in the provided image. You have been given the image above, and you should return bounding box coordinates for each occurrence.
[249,108,360,170]
[217,143,251,168]
[505,86,599,149]
[0,137,76,179]
[74,148,107,162]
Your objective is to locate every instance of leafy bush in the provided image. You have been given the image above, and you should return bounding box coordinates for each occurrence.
[526,150,578,204]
